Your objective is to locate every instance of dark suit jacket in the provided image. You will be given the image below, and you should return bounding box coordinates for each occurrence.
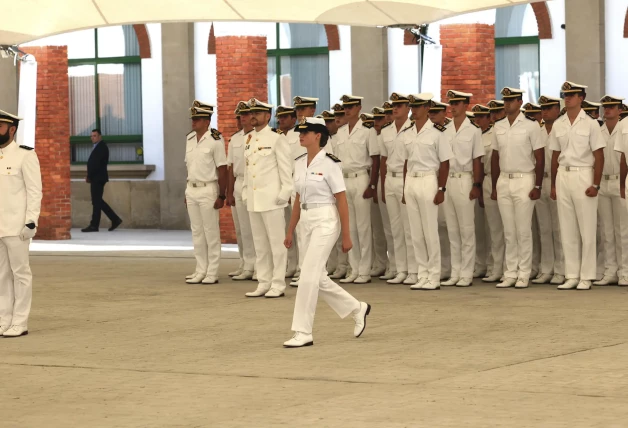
[87,141,109,183]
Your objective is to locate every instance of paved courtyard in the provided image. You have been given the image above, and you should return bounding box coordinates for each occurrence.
[2,230,628,427]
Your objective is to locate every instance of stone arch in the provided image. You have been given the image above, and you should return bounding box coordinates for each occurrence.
[132,24,151,58]
[530,1,552,39]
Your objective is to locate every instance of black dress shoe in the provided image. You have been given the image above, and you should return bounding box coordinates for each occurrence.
[81,226,99,232]
[109,219,122,231]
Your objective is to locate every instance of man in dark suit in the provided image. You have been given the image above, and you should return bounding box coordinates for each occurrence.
[82,129,122,232]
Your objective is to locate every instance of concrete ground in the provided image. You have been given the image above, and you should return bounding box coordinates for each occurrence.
[3,230,628,427]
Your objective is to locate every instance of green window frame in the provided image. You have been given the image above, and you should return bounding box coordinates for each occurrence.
[494,35,541,100]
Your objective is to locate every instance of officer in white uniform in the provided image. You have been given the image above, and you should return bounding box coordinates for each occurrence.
[380,93,418,285]
[184,105,228,285]
[333,95,380,284]
[0,110,42,338]
[549,82,605,290]
[227,101,256,281]
[243,98,293,298]
[441,90,484,287]
[468,109,489,279]
[491,88,545,289]
[283,118,370,348]
[533,96,565,285]
[401,94,453,290]
[615,102,628,286]
[488,100,506,124]
[595,95,628,286]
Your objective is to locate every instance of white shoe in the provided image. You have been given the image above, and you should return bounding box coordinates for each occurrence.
[410,277,428,290]
[619,277,628,287]
[496,278,517,288]
[232,270,254,281]
[421,280,441,290]
[285,269,297,278]
[185,272,200,280]
[379,270,397,280]
[0,325,10,335]
[482,274,502,283]
[593,275,618,286]
[352,302,371,338]
[264,288,285,298]
[473,269,486,278]
[340,274,358,284]
[530,270,539,279]
[185,273,204,284]
[283,332,314,348]
[252,272,258,281]
[245,286,269,297]
[532,273,553,284]
[550,274,565,285]
[576,280,592,290]
[329,269,347,279]
[354,275,372,284]
[387,272,408,284]
[557,279,579,290]
[403,273,419,285]
[201,276,218,284]
[456,277,473,287]
[370,267,386,277]
[292,276,300,282]
[228,269,243,277]
[440,277,460,286]
[289,279,299,287]
[515,278,529,289]
[2,325,28,337]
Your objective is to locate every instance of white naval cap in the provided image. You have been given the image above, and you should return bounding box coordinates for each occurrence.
[293,96,319,107]
[247,98,274,112]
[408,93,433,106]
[190,107,213,119]
[193,100,215,113]
[390,92,410,104]
[0,110,22,125]
[581,100,602,111]
[320,110,335,121]
[487,100,505,110]
[360,113,374,122]
[428,100,449,111]
[538,95,561,107]
[500,87,526,99]
[340,94,364,105]
[295,117,329,135]
[275,105,296,117]
[471,104,491,115]
[523,102,541,113]
[600,95,625,106]
[561,81,587,94]
[446,90,473,102]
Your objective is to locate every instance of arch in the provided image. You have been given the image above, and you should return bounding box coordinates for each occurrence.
[624,7,628,37]
[132,24,151,58]
[530,1,552,39]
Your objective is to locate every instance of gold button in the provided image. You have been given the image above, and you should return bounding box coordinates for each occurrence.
[253,175,256,178]
[254,187,257,190]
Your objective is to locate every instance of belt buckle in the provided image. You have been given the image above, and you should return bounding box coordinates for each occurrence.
[192,183,198,188]
[301,203,308,210]
[565,166,576,172]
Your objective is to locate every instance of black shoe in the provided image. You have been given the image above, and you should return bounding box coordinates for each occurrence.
[109,219,122,231]
[81,226,99,232]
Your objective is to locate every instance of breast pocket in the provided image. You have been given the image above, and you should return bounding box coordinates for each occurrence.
[455,135,472,160]
[556,131,569,151]
[185,147,194,164]
[0,168,22,195]
[201,147,216,166]
[257,148,273,157]
[574,128,590,146]
[495,130,508,150]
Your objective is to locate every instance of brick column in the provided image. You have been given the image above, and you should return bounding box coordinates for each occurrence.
[440,24,495,106]
[215,36,268,244]
[21,46,71,240]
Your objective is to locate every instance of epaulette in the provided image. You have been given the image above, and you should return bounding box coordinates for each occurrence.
[525,115,537,122]
[482,125,492,134]
[381,121,393,129]
[620,116,625,122]
[433,123,447,133]
[401,121,416,132]
[470,121,480,128]
[19,145,34,150]
[271,127,283,135]
[585,111,596,121]
[362,122,374,129]
[295,153,307,161]
[186,130,195,140]
[211,128,222,140]
[540,121,545,128]
[326,153,341,163]
[597,119,604,127]
[494,116,506,123]
[444,118,452,126]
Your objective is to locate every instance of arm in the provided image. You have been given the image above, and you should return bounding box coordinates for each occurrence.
[334,191,353,253]
[491,150,500,200]
[214,165,228,209]
[434,160,449,205]
[470,157,482,200]
[380,156,388,203]
[23,151,43,226]
[402,160,407,204]
[284,193,301,249]
[528,148,544,200]
[226,165,236,206]
[275,136,294,203]
[363,155,380,199]
[586,148,604,197]
[550,150,560,200]
[621,153,627,199]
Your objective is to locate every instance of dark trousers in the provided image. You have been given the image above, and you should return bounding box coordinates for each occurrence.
[90,181,120,228]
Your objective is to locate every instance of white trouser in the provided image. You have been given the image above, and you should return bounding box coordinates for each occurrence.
[233,178,255,272]
[535,177,556,275]
[443,174,475,278]
[539,177,564,275]
[598,177,628,277]
[405,174,441,282]
[186,183,221,278]
[385,174,417,274]
[531,210,541,274]
[483,178,505,276]
[438,205,451,278]
[0,236,32,327]
[285,204,299,274]
[370,190,388,272]
[376,183,396,273]
[328,234,349,274]
[474,199,487,273]
[345,172,373,276]
[556,168,598,280]
[497,173,536,280]
[291,206,360,334]
[249,208,287,292]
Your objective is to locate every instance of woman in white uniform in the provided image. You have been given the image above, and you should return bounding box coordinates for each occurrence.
[283,118,371,348]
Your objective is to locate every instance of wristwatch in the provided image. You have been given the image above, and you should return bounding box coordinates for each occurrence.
[219,194,226,200]
[370,184,376,190]
[472,182,482,188]
[594,185,600,191]
[534,185,542,190]
[438,187,446,193]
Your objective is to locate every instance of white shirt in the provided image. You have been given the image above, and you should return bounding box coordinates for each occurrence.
[614,119,628,157]
[401,120,453,172]
[540,126,551,174]
[185,129,228,182]
[334,119,380,173]
[601,122,620,175]
[0,141,42,237]
[227,129,253,177]
[444,117,484,173]
[491,113,544,173]
[548,109,605,167]
[285,127,306,167]
[482,126,494,174]
[294,150,346,204]
[379,118,413,173]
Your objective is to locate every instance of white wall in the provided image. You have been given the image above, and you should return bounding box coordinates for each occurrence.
[540,0,567,97]
[329,25,352,103]
[605,0,628,96]
[387,28,420,95]
[194,22,218,129]
[142,23,164,181]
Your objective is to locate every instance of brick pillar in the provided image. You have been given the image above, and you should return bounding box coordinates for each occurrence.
[215,36,268,244]
[21,46,71,240]
[440,24,495,106]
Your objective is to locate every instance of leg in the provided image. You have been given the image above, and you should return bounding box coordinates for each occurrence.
[385,177,408,274]
[535,189,555,275]
[438,205,451,278]
[548,185,564,276]
[418,176,441,282]
[454,177,476,279]
[186,188,208,276]
[231,203,245,271]
[444,180,462,279]
[235,179,256,272]
[612,185,628,278]
[512,175,536,280]
[285,204,299,274]
[483,179,505,277]
[573,170,598,280]
[370,196,388,273]
[90,181,105,228]
[199,184,221,279]
[378,184,396,273]
[397,188,417,276]
[262,209,288,292]
[249,211,272,291]
[531,210,541,275]
[497,177,518,280]
[346,178,360,276]
[353,175,373,276]
[3,237,32,326]
[597,182,618,277]
[0,239,14,326]
[474,199,487,274]
[405,177,428,279]
[557,171,581,279]
[99,183,120,222]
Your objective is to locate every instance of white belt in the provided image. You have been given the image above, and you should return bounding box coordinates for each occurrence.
[409,171,436,177]
[603,174,619,180]
[343,170,369,178]
[387,171,404,178]
[500,172,534,179]
[559,166,592,171]
[449,172,472,178]
[187,181,215,188]
[235,174,244,179]
[301,203,334,210]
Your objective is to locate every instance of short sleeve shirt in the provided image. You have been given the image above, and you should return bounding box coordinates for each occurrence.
[401,120,453,172]
[185,129,227,182]
[548,109,605,167]
[491,113,545,173]
[444,117,484,173]
[294,150,346,204]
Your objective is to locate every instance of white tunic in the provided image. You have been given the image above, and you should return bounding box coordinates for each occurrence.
[444,117,484,173]
[401,120,453,172]
[601,122,620,175]
[185,129,228,182]
[491,113,544,173]
[294,150,346,204]
[227,129,252,177]
[379,118,413,173]
[548,109,605,167]
[334,119,380,173]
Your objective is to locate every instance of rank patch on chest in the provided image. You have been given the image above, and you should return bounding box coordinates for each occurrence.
[310,172,323,176]
[258,147,271,150]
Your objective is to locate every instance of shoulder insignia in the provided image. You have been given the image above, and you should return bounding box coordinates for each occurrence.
[211,128,222,140]
[187,130,195,140]
[271,127,284,135]
[362,122,374,129]
[444,118,452,126]
[597,119,604,127]
[433,123,447,133]
[525,115,538,122]
[620,116,625,122]
[295,153,307,161]
[19,145,34,150]
[401,121,415,132]
[326,153,341,163]
[482,125,493,134]
[381,121,393,129]
[470,121,480,128]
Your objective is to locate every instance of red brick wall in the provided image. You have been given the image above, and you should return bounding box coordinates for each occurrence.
[440,24,495,107]
[22,46,71,240]
[215,36,268,244]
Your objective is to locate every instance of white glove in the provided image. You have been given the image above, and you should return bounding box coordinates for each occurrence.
[20,225,37,241]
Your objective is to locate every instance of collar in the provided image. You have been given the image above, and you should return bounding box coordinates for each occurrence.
[0,141,17,153]
[416,118,432,135]
[306,149,327,168]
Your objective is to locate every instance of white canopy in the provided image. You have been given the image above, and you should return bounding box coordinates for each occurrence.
[0,0,539,45]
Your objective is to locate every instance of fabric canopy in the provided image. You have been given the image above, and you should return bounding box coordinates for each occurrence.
[0,0,539,45]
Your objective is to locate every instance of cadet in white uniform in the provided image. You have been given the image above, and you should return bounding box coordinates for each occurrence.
[333,95,380,284]
[441,90,484,287]
[380,93,418,285]
[549,82,605,290]
[243,98,293,298]
[615,102,628,287]
[595,95,628,286]
[283,118,370,348]
[491,88,545,289]
[402,94,452,290]
[227,102,256,281]
[184,105,228,285]
[533,96,565,285]
[0,110,42,337]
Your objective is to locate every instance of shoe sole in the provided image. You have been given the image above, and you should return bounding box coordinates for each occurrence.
[265,293,285,298]
[245,294,267,298]
[232,278,253,281]
[284,341,314,348]
[355,304,371,338]
[201,281,219,285]
[2,331,28,338]
[186,281,203,284]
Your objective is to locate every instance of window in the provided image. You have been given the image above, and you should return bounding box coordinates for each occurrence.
[68,25,143,164]
[267,23,330,127]
[495,5,540,103]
